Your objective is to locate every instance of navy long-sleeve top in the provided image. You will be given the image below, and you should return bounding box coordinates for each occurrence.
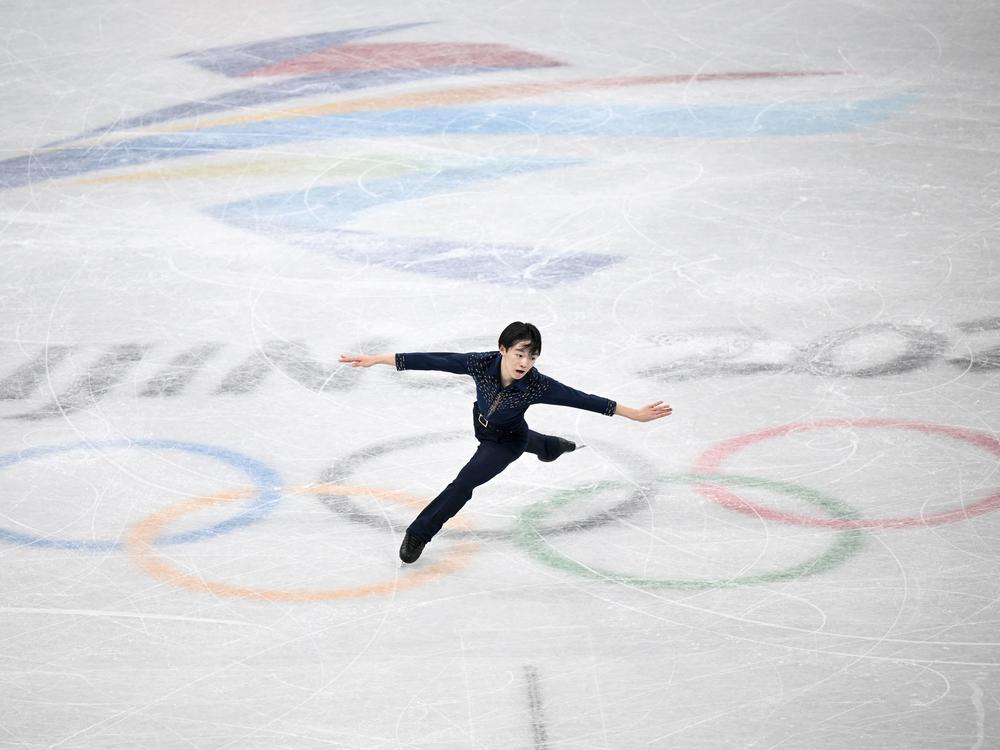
[395,351,617,428]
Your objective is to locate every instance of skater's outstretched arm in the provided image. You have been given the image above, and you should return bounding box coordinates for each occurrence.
[340,352,470,375]
[538,377,672,422]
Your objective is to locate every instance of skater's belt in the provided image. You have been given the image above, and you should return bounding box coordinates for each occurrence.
[477,414,520,432]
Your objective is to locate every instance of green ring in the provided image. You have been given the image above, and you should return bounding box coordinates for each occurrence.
[514,474,865,589]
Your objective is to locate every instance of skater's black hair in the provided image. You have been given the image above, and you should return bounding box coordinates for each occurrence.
[498,321,542,356]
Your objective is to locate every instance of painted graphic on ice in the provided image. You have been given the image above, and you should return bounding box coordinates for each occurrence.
[0,24,917,287]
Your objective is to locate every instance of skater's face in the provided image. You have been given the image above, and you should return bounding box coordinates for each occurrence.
[499,340,538,384]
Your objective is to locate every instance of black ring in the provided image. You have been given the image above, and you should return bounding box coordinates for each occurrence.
[315,430,657,540]
[796,323,949,378]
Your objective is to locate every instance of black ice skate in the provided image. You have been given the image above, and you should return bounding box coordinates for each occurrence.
[539,437,579,462]
[399,532,427,564]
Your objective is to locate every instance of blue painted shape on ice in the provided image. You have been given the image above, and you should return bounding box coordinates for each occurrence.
[208,158,580,230]
[258,230,623,289]
[0,439,283,551]
[208,158,622,287]
[47,62,563,147]
[0,95,917,191]
[45,68,498,148]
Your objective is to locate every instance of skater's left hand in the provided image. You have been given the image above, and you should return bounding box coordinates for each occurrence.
[617,401,672,422]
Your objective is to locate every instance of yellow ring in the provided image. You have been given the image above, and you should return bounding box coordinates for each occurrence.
[126,483,477,602]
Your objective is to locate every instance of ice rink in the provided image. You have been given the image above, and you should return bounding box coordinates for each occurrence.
[2,1,999,747]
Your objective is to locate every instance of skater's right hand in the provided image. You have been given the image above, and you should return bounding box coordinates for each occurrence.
[339,353,393,368]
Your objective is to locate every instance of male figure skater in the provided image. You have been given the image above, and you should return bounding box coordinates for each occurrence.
[339,322,672,563]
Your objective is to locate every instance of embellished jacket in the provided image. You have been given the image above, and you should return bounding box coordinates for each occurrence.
[395,351,616,427]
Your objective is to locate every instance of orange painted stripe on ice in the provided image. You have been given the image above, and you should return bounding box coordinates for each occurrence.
[126,483,477,602]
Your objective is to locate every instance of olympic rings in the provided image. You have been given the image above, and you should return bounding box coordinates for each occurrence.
[11,417,993,601]
[514,475,865,589]
[316,431,659,540]
[126,483,478,602]
[0,439,282,551]
[693,418,1000,529]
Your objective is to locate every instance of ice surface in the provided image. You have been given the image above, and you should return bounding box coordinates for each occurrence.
[1,1,999,747]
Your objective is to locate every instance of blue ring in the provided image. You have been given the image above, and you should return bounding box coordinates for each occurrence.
[0,439,283,551]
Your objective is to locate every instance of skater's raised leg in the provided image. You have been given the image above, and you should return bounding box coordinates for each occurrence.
[525,430,577,463]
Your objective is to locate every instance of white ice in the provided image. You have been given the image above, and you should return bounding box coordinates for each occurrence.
[1,1,999,748]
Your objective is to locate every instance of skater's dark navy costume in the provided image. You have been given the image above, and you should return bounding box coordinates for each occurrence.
[396,351,616,543]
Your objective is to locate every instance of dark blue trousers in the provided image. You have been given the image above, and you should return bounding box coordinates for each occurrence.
[406,405,562,543]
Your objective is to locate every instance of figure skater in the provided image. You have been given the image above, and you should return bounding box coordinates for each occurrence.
[339,321,672,563]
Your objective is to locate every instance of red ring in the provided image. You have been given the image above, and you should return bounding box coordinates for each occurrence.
[693,418,1000,529]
